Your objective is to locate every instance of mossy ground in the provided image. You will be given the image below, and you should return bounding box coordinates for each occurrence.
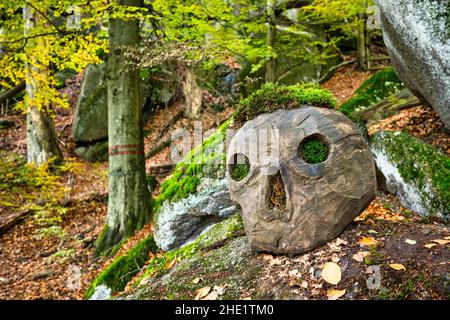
[85,236,158,299]
[370,130,450,219]
[232,82,336,129]
[136,215,245,282]
[339,67,404,119]
[127,227,261,300]
[133,237,260,300]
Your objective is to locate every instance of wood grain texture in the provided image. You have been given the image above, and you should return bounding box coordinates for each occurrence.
[227,107,376,254]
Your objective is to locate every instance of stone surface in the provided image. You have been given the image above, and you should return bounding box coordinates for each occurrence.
[74,140,108,163]
[154,178,237,251]
[370,130,449,220]
[227,107,376,254]
[72,63,108,143]
[72,62,178,146]
[376,0,450,128]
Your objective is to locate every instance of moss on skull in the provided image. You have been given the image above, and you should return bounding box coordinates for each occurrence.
[232,82,336,129]
[299,137,329,164]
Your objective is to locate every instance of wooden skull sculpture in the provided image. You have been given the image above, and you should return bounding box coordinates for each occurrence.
[227,107,376,254]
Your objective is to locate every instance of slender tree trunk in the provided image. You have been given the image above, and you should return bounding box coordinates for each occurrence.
[96,0,151,256]
[183,68,202,119]
[265,0,277,83]
[356,2,368,71]
[23,7,62,164]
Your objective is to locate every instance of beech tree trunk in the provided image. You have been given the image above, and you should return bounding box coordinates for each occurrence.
[265,0,277,83]
[96,0,151,255]
[23,7,62,164]
[183,68,202,119]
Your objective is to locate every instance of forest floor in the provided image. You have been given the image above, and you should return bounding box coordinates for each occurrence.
[0,62,448,300]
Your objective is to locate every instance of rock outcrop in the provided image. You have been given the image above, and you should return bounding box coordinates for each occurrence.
[370,130,450,220]
[154,178,237,251]
[376,0,450,127]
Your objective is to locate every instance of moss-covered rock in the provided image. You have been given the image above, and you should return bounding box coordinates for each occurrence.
[141,215,245,281]
[124,216,261,300]
[232,82,336,129]
[85,236,158,299]
[339,67,404,119]
[370,131,450,220]
[153,119,231,214]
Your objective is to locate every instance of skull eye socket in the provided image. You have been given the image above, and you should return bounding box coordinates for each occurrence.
[298,134,329,164]
[229,153,250,181]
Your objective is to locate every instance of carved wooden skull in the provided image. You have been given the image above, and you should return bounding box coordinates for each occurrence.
[227,107,376,254]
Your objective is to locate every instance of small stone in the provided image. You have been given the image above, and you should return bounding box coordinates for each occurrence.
[32,270,54,281]
[0,277,10,284]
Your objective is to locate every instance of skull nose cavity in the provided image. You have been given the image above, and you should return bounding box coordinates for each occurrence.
[268,171,287,210]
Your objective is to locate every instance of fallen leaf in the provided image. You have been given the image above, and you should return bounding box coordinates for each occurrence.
[352,251,370,262]
[432,239,450,245]
[389,263,406,271]
[165,258,177,270]
[300,281,308,289]
[405,239,416,245]
[269,258,282,266]
[192,278,202,284]
[259,254,274,261]
[444,236,450,240]
[327,289,346,300]
[331,253,340,263]
[203,291,218,300]
[288,269,299,277]
[321,262,342,285]
[424,243,437,249]
[213,285,226,295]
[335,238,348,247]
[194,286,211,300]
[359,237,379,246]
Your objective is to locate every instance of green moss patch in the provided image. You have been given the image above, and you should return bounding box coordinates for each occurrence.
[339,67,404,119]
[228,153,250,181]
[125,215,258,300]
[370,131,450,219]
[298,135,329,164]
[153,119,231,213]
[132,215,244,288]
[85,236,158,299]
[232,83,336,129]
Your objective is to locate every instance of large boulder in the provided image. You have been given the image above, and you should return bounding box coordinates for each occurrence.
[72,63,108,144]
[72,62,178,161]
[370,130,450,220]
[376,0,450,127]
[154,177,237,251]
[227,107,377,254]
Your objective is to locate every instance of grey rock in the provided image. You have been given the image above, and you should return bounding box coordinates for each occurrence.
[227,108,376,254]
[370,130,449,220]
[72,63,108,143]
[154,178,237,251]
[75,140,108,162]
[89,284,112,300]
[376,0,450,127]
[32,270,54,281]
